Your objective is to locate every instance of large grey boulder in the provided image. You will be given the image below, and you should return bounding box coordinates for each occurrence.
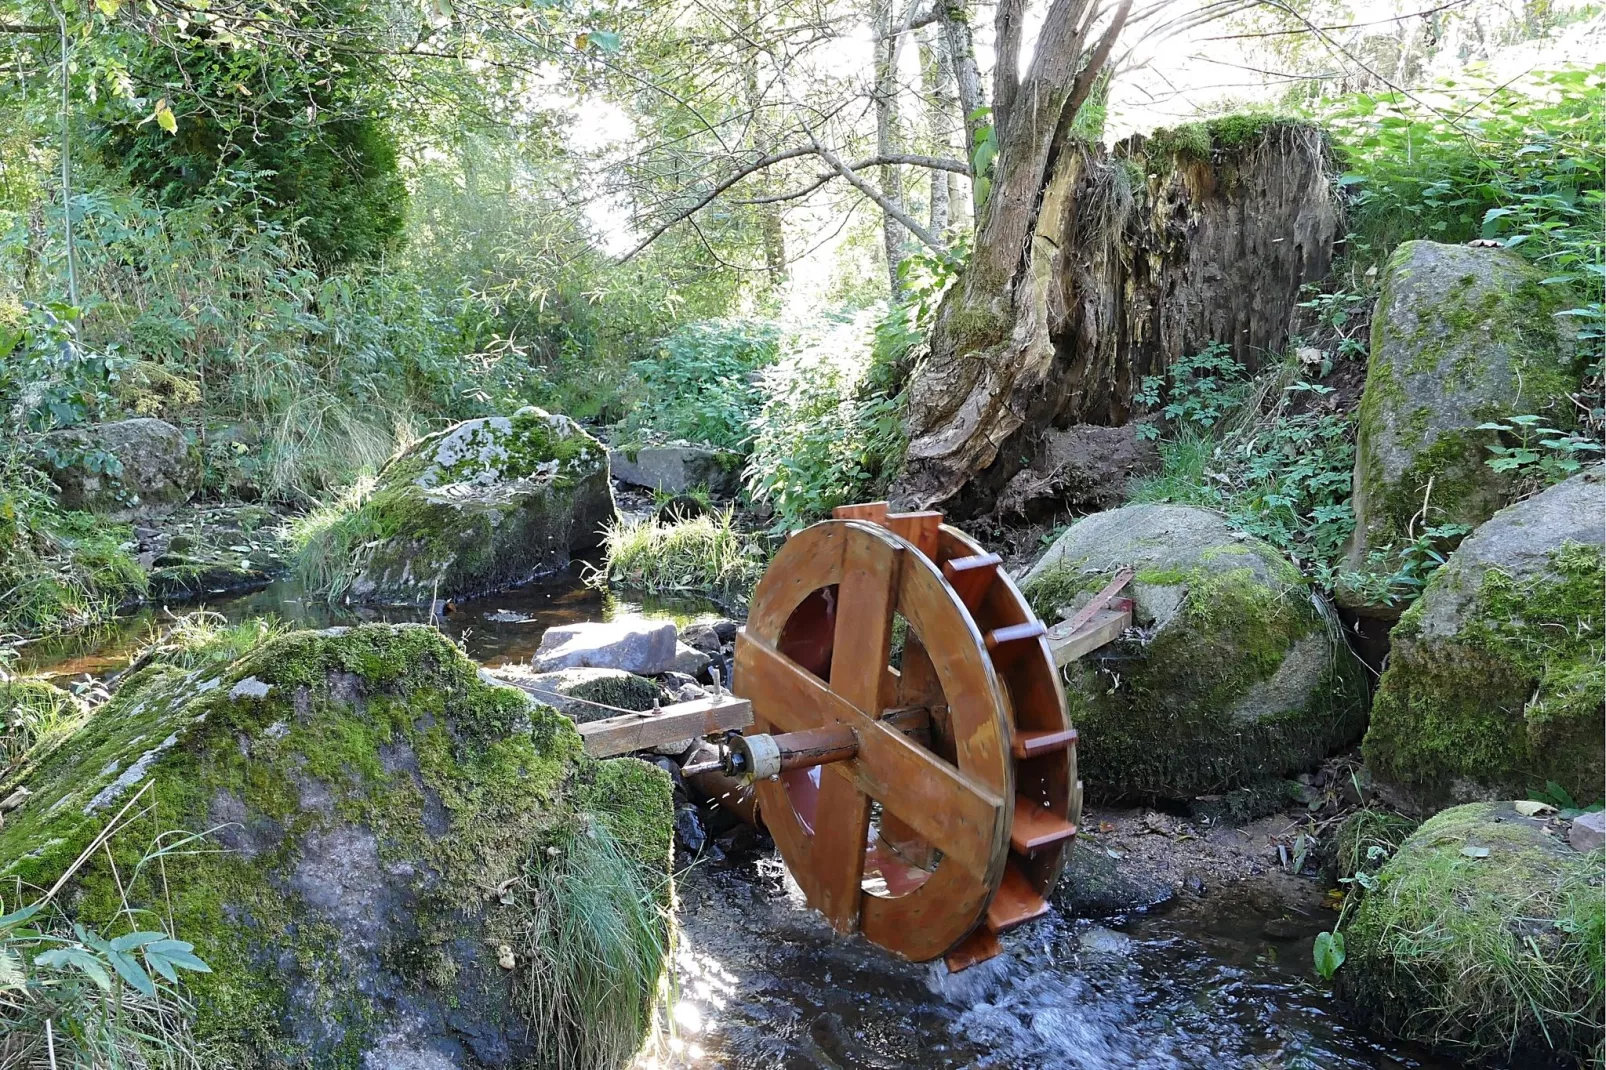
[1346,241,1580,586]
[307,408,614,605]
[533,619,679,675]
[1363,468,1603,811]
[1022,504,1366,799]
[37,417,200,517]
[609,445,743,498]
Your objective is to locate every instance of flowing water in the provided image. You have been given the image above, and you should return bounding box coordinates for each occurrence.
[18,578,1443,1070]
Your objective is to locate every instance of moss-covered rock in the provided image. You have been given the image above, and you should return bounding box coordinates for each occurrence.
[1345,241,1581,594]
[1338,801,1603,1066]
[0,623,673,1068]
[35,417,202,518]
[300,408,614,606]
[1363,469,1604,811]
[1022,504,1366,799]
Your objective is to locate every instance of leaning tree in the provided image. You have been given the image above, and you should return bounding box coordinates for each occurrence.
[891,0,1132,509]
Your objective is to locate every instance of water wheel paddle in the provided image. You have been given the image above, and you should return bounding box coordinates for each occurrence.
[730,503,1081,970]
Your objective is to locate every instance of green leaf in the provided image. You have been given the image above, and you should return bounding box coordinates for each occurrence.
[35,948,113,991]
[154,98,177,135]
[0,904,42,930]
[586,29,621,52]
[109,950,156,996]
[1460,845,1491,858]
[1313,930,1346,979]
[110,931,168,953]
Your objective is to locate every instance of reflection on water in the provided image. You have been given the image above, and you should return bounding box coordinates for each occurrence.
[17,566,724,681]
[662,861,1446,1070]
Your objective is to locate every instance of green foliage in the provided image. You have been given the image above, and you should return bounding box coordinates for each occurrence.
[94,0,405,267]
[596,510,764,597]
[1333,523,1472,608]
[745,309,908,531]
[0,460,147,638]
[1129,355,1357,577]
[1135,341,1250,437]
[1312,929,1345,980]
[285,475,378,601]
[1321,66,1605,370]
[616,319,780,453]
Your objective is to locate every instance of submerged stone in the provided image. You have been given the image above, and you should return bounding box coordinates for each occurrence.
[344,408,614,605]
[1338,801,1603,1066]
[1363,468,1604,811]
[0,623,673,1068]
[1022,504,1366,800]
[1344,241,1581,601]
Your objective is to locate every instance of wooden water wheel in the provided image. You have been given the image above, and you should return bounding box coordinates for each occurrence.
[730,503,1082,970]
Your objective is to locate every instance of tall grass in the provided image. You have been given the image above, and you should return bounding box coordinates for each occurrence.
[596,510,764,598]
[504,820,672,1070]
[285,475,381,601]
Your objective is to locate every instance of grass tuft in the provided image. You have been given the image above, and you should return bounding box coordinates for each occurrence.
[595,510,764,598]
[504,818,672,1070]
[285,474,379,600]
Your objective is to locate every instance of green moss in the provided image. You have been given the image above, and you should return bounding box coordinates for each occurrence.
[1034,562,1366,798]
[1338,802,1603,1065]
[0,623,673,1066]
[1364,542,1605,805]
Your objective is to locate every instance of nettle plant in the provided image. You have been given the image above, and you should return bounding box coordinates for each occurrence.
[1476,414,1603,485]
[1135,341,1249,439]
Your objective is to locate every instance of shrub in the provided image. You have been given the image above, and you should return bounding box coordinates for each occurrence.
[615,319,780,453]
[745,310,906,531]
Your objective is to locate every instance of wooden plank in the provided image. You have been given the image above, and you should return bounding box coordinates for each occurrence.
[832,501,889,524]
[884,510,943,558]
[577,695,753,757]
[1048,607,1132,667]
[735,636,1003,881]
[942,553,1001,611]
[808,525,900,932]
[1010,794,1079,854]
[943,926,1002,972]
[1011,727,1079,760]
[1055,567,1134,636]
[985,860,1051,933]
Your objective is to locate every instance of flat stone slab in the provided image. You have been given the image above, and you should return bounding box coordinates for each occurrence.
[533,620,678,675]
[609,446,741,498]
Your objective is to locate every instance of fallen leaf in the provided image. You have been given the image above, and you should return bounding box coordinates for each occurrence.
[1515,800,1557,817]
[1460,845,1490,858]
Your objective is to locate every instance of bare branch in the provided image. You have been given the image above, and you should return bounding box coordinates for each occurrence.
[808,135,945,253]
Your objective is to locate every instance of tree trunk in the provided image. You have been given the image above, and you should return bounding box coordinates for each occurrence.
[992,0,1025,144]
[921,27,955,236]
[893,0,1131,508]
[873,0,907,294]
[938,0,984,211]
[741,0,786,283]
[893,122,1342,515]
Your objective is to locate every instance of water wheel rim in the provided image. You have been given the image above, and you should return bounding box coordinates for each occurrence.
[735,519,1015,961]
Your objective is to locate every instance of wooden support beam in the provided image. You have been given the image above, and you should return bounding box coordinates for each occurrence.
[577,694,753,758]
[1047,607,1131,667]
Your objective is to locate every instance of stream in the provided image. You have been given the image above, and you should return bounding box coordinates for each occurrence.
[18,576,1445,1070]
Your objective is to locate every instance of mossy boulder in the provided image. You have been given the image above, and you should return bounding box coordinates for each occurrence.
[1345,241,1580,593]
[35,417,202,518]
[1022,504,1366,799]
[1338,801,1603,1066]
[341,408,613,605]
[0,623,673,1067]
[1363,468,1604,812]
